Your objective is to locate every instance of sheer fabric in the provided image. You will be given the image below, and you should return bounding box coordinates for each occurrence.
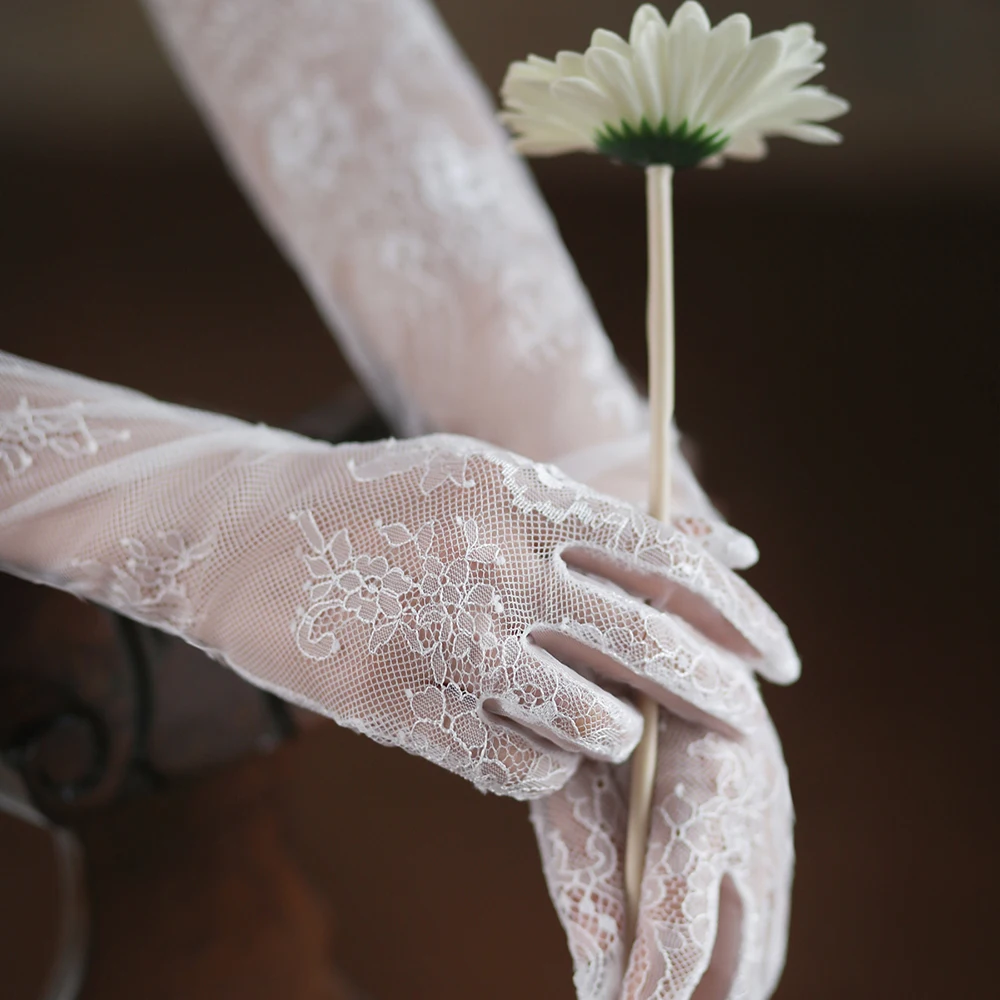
[143,0,645,461]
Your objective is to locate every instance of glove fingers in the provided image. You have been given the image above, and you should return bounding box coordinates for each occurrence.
[624,710,792,999]
[535,572,763,735]
[735,717,796,999]
[399,678,581,799]
[561,512,799,685]
[625,874,745,1000]
[484,640,643,763]
[529,760,629,1000]
[623,715,741,999]
[671,515,759,572]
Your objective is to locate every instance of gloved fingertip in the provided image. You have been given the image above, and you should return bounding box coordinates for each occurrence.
[710,523,760,570]
[730,532,760,571]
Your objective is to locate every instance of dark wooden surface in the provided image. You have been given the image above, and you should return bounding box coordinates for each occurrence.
[0,148,996,998]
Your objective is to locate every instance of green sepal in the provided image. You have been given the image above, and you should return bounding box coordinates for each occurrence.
[595,116,729,169]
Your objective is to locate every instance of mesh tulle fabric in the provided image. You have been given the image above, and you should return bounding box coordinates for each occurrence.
[0,353,794,801]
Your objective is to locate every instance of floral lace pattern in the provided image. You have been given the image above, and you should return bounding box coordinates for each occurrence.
[0,351,798,994]
[0,397,130,478]
[68,531,214,631]
[532,708,793,1000]
[2,0,801,979]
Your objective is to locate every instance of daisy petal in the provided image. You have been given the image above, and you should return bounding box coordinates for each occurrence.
[550,76,620,125]
[779,123,843,144]
[630,3,669,48]
[584,47,644,122]
[705,31,786,126]
[591,28,633,61]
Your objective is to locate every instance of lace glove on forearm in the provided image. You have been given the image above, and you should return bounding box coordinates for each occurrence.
[0,353,795,799]
[142,0,645,461]
[144,0,747,577]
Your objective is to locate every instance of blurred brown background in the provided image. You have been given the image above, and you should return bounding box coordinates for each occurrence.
[0,1,997,998]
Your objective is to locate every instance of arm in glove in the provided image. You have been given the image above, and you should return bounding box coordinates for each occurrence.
[142,0,645,461]
[0,352,795,800]
[144,0,755,577]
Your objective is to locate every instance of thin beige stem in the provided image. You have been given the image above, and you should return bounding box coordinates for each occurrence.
[624,163,674,947]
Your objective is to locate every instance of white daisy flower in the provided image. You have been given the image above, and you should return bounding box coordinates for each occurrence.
[500,1,849,168]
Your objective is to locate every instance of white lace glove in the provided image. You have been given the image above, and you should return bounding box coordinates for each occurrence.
[0,354,796,800]
[530,701,792,999]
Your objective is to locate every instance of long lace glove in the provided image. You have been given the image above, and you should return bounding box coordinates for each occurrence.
[141,0,646,462]
[0,353,797,799]
[531,700,792,999]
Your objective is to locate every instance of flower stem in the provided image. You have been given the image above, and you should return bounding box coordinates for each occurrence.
[625,163,675,947]
[645,165,675,522]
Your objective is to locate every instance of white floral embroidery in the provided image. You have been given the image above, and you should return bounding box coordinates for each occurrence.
[291,507,508,671]
[0,397,130,477]
[267,75,355,191]
[292,509,417,657]
[347,439,476,493]
[69,530,213,630]
[530,709,793,1000]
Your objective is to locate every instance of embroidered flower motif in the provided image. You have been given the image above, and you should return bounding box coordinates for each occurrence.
[292,510,415,657]
[416,551,500,677]
[452,609,499,665]
[414,131,505,214]
[0,397,130,477]
[348,440,475,492]
[500,2,848,169]
[268,75,355,190]
[502,458,605,526]
[70,530,213,630]
[333,554,412,626]
[408,682,489,760]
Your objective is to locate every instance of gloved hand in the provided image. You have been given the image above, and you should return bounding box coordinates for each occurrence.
[0,354,795,801]
[533,438,794,997]
[530,700,792,999]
